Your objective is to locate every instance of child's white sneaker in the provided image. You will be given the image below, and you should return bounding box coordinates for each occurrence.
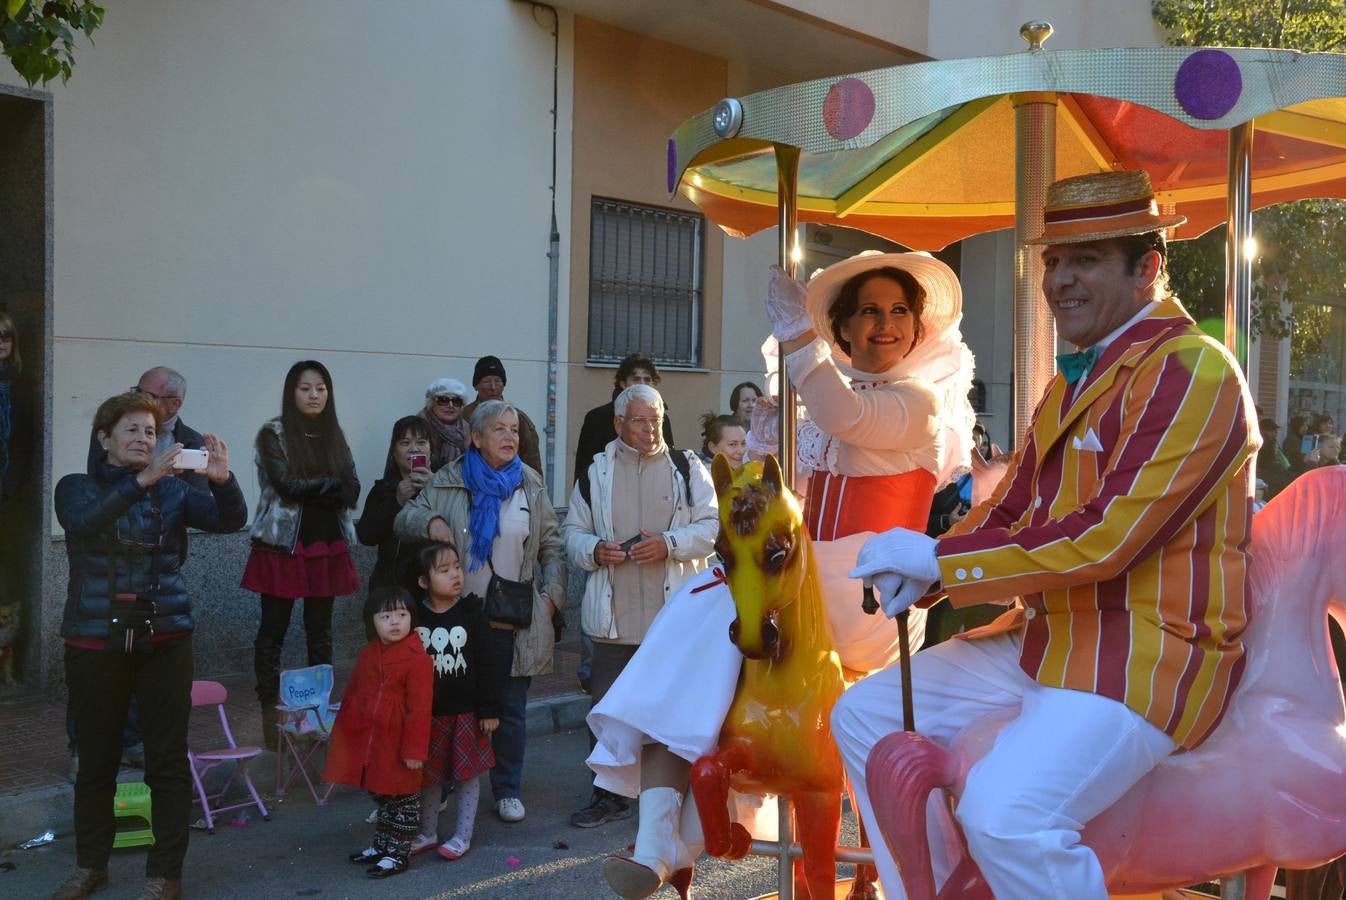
[410,833,438,856]
[437,835,471,860]
[364,807,378,825]
[496,797,525,822]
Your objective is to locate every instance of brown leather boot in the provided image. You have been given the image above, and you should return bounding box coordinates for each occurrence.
[50,867,108,900]
[138,877,182,900]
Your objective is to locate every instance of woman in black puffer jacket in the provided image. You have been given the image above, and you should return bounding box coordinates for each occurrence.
[54,390,246,900]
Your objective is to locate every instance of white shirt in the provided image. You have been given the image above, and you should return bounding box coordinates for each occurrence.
[464,487,530,598]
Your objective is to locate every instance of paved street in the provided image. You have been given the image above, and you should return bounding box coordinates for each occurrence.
[0,727,869,899]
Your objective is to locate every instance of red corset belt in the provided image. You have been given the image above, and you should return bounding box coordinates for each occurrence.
[804,469,937,542]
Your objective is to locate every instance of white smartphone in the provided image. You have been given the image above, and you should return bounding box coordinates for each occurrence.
[176,448,209,471]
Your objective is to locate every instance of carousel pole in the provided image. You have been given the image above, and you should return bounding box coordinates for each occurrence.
[1012,21,1058,448]
[1225,122,1254,369]
[775,144,801,493]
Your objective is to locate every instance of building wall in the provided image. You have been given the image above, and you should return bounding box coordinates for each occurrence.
[565,17,728,483]
[0,0,579,683]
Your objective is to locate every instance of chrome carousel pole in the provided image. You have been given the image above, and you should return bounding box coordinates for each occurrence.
[776,144,801,494]
[1012,22,1058,448]
[1225,122,1254,369]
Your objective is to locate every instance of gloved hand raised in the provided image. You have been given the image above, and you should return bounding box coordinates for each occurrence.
[850,527,941,618]
[765,265,813,343]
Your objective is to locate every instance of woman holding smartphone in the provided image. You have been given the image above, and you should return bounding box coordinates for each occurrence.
[242,360,361,747]
[356,415,435,595]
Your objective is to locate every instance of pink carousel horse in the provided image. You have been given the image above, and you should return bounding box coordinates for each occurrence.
[866,465,1346,899]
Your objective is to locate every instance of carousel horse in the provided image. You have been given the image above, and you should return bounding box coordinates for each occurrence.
[690,454,878,900]
[866,465,1346,900]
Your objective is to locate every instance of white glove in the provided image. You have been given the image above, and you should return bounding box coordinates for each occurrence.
[745,395,780,459]
[765,266,813,342]
[850,527,942,618]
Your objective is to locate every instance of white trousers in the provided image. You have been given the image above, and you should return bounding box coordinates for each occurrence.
[831,631,1176,900]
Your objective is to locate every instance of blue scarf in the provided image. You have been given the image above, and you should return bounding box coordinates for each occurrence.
[461,446,523,572]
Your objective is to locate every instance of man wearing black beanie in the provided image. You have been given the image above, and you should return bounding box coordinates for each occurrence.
[462,355,543,474]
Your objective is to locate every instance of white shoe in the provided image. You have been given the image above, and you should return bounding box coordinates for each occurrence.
[365,807,378,825]
[410,833,438,856]
[496,797,526,822]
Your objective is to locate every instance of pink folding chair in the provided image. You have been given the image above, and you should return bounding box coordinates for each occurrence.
[274,664,338,806]
[189,680,270,834]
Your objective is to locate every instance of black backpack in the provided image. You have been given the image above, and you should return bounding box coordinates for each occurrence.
[577,448,694,509]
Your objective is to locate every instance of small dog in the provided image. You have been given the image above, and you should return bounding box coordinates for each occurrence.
[0,601,19,684]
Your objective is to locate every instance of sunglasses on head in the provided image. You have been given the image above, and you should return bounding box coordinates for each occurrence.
[433,395,464,407]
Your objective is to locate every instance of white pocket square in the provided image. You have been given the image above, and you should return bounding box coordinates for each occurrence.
[1072,428,1104,452]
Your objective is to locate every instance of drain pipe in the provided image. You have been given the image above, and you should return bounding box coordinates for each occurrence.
[524,0,562,497]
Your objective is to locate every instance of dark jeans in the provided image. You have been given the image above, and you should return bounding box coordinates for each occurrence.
[586,641,638,788]
[65,638,194,879]
[253,594,334,703]
[486,626,531,802]
[66,695,143,754]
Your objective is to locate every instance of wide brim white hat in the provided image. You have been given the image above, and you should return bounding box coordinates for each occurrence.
[804,251,963,366]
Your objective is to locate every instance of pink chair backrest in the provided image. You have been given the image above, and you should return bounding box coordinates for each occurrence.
[191,680,228,707]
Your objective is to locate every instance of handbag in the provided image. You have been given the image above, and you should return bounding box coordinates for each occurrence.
[484,558,534,629]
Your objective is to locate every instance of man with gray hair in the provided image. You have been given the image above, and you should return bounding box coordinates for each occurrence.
[563,383,718,830]
[86,366,208,492]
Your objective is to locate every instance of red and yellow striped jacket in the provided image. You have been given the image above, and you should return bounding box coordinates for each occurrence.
[937,298,1260,749]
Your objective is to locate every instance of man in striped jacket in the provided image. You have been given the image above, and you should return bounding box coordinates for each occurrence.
[833,170,1261,900]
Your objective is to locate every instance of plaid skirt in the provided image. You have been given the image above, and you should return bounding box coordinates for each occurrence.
[424,713,496,784]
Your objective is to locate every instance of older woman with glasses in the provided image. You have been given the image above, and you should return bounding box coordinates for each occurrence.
[54,390,246,900]
[417,377,469,471]
[395,399,565,825]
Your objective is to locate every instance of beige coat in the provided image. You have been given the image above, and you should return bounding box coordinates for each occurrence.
[394,458,564,677]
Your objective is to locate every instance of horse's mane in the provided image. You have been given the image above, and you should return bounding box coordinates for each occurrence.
[1249,466,1346,598]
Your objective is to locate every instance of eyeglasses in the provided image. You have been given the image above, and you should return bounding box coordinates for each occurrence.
[0,331,13,340]
[132,387,183,403]
[433,396,464,407]
[622,416,662,429]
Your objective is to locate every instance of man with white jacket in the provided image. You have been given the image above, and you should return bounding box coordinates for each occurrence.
[564,383,718,830]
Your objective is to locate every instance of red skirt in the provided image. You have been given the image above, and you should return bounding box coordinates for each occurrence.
[240,539,360,599]
[804,469,937,541]
[424,713,496,784]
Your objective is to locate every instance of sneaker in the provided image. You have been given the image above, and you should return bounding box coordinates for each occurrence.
[348,847,381,865]
[364,807,379,825]
[51,867,108,900]
[137,878,181,900]
[569,790,632,828]
[437,834,471,860]
[410,833,438,856]
[496,797,526,822]
[366,856,406,879]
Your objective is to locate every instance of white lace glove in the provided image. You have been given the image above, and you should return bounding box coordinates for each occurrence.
[849,527,942,618]
[765,266,813,342]
[745,395,779,459]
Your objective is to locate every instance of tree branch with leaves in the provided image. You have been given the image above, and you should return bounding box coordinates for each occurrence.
[1,0,104,87]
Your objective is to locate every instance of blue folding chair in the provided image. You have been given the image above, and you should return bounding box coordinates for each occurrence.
[274,664,339,805]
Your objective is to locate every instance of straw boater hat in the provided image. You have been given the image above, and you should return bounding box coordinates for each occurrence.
[804,251,963,361]
[1027,169,1186,245]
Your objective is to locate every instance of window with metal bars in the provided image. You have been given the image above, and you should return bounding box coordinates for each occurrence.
[587,197,703,367]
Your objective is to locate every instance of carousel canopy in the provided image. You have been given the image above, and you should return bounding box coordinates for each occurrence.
[669,46,1346,250]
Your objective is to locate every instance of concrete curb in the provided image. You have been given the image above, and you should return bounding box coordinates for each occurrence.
[0,692,593,848]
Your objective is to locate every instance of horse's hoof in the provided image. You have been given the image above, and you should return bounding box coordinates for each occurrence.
[670,866,693,899]
[602,854,662,899]
[725,823,752,860]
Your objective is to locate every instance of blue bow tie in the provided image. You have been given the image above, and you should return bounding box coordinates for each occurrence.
[1056,346,1100,385]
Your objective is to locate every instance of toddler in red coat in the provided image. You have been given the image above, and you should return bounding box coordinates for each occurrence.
[323,586,433,879]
